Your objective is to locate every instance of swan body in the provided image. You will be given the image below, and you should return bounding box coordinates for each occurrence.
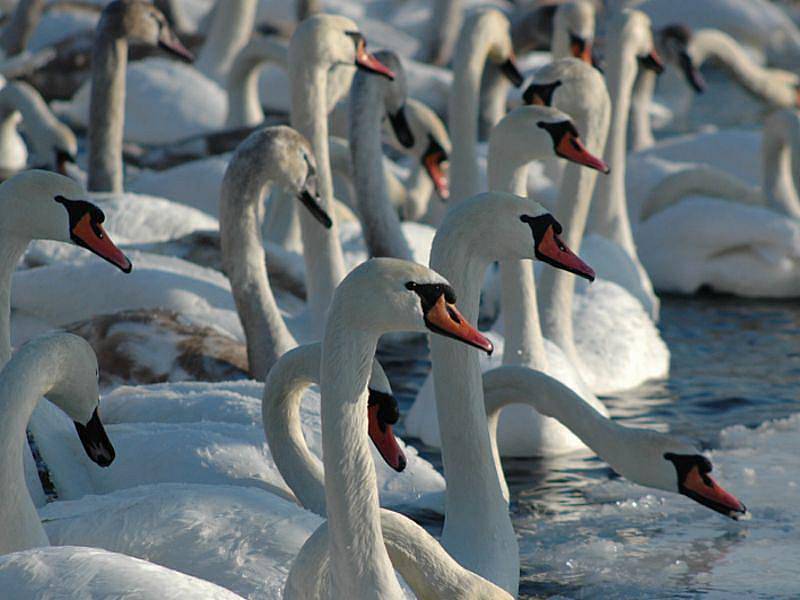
[0,547,245,599]
[627,111,800,297]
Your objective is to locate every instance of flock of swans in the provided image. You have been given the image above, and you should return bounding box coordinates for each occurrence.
[0,0,795,597]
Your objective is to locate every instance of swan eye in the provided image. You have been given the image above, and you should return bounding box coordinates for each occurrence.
[405,281,457,311]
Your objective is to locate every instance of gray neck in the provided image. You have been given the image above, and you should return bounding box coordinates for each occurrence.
[88,30,127,193]
[348,75,413,261]
[321,319,402,599]
[0,0,43,57]
[290,66,347,336]
[219,161,297,380]
[429,219,519,595]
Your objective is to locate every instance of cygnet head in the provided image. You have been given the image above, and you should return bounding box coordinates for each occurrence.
[99,0,194,62]
[0,170,131,272]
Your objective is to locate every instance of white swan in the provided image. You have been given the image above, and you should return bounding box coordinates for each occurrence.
[585,9,664,320]
[482,366,748,520]
[0,332,115,555]
[0,546,245,599]
[410,189,594,594]
[449,8,523,205]
[628,109,800,297]
[194,0,256,85]
[0,80,77,177]
[525,59,671,394]
[284,257,504,599]
[287,13,396,335]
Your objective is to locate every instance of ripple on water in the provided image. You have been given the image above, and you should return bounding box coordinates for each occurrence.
[378,294,800,599]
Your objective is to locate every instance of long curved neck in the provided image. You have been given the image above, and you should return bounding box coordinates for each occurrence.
[262,342,326,515]
[0,347,59,554]
[589,35,637,255]
[87,25,127,193]
[226,39,288,129]
[539,109,608,367]
[289,61,347,337]
[195,0,257,84]
[220,161,296,380]
[762,111,800,219]
[0,83,62,161]
[691,29,797,109]
[320,315,402,599]
[630,67,657,151]
[0,234,29,367]
[429,216,519,595]
[483,366,622,495]
[349,77,413,261]
[0,0,43,58]
[449,22,497,204]
[489,158,547,369]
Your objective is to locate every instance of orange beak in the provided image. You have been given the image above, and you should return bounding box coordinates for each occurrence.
[536,225,595,281]
[570,37,593,64]
[423,150,449,200]
[355,40,395,80]
[72,213,132,273]
[367,403,406,472]
[682,465,747,520]
[555,132,610,174]
[424,294,493,354]
[640,49,665,74]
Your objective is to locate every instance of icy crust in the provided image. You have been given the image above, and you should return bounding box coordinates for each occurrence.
[96,379,445,512]
[517,414,800,598]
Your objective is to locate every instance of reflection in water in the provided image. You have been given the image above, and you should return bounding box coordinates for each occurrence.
[378,294,800,599]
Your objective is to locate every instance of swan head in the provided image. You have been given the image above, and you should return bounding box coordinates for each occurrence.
[491,105,609,173]
[0,171,131,272]
[291,15,395,81]
[611,9,664,74]
[30,124,78,177]
[383,99,451,200]
[367,50,414,149]
[479,9,524,87]
[658,24,706,93]
[100,0,193,62]
[29,333,116,468]
[331,258,493,354]
[553,0,596,65]
[226,126,332,228]
[612,428,747,520]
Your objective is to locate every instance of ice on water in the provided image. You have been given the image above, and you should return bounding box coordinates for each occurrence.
[517,414,800,598]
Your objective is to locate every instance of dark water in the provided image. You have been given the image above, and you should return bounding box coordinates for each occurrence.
[378,294,800,599]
